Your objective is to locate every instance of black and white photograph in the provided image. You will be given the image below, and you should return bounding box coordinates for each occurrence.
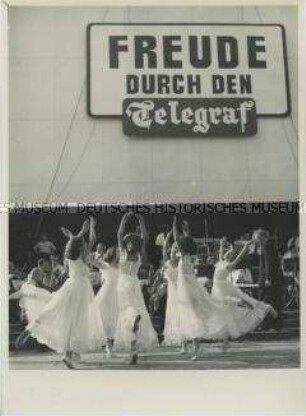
[8,204,300,370]
[1,1,305,414]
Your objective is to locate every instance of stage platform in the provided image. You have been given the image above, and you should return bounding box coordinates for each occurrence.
[9,339,299,371]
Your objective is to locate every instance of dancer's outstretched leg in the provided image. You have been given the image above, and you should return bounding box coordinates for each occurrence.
[63,350,74,368]
[129,340,138,365]
[191,338,200,361]
[128,314,141,365]
[105,338,113,357]
[180,340,188,355]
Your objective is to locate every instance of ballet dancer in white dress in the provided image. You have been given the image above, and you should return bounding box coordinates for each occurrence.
[114,212,157,364]
[174,217,230,360]
[9,275,52,324]
[162,228,188,353]
[93,246,119,357]
[19,218,106,368]
[211,237,277,351]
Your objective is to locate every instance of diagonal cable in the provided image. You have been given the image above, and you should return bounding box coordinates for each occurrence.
[55,122,97,199]
[45,78,86,202]
[48,6,111,202]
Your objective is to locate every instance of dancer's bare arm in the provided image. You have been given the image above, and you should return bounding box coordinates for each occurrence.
[163,230,173,262]
[135,214,147,244]
[135,214,147,262]
[219,237,227,261]
[88,217,97,253]
[61,219,90,240]
[76,218,90,238]
[227,240,253,271]
[173,216,185,253]
[172,216,179,242]
[60,226,73,239]
[117,212,132,251]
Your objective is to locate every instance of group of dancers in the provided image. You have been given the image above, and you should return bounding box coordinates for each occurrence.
[11,213,277,367]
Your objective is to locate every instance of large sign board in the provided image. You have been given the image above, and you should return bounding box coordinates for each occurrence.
[87,23,290,118]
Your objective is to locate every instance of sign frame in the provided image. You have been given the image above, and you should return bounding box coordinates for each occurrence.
[86,22,291,119]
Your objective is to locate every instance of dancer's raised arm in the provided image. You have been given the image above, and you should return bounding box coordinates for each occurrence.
[226,240,253,271]
[60,219,90,241]
[173,215,184,253]
[77,219,90,238]
[135,214,147,244]
[172,216,179,242]
[88,217,97,253]
[117,212,133,251]
[219,237,227,261]
[60,219,90,261]
[60,226,73,240]
[135,214,148,262]
[163,230,173,262]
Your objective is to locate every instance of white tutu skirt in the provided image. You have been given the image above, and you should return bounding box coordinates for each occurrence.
[163,279,183,346]
[114,273,157,351]
[27,274,105,353]
[211,279,273,339]
[19,283,52,322]
[94,276,119,340]
[177,271,229,341]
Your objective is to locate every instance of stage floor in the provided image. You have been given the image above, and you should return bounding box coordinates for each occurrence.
[9,339,299,370]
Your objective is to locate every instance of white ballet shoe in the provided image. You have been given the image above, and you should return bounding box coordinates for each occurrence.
[180,345,187,355]
[62,357,74,369]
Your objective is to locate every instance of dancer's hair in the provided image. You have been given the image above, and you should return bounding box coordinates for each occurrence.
[104,246,119,264]
[172,216,197,256]
[177,235,197,256]
[61,219,91,261]
[253,228,269,242]
[118,213,146,260]
[122,233,143,254]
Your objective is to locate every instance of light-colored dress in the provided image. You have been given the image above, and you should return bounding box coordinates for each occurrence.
[114,251,157,350]
[211,261,273,339]
[93,263,119,339]
[19,281,52,323]
[177,256,229,341]
[163,261,182,346]
[27,258,106,353]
